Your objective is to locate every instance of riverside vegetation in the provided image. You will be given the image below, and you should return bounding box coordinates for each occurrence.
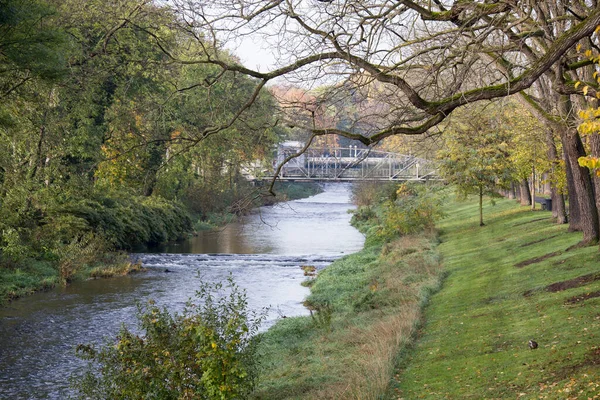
[70,181,446,399]
[0,181,320,305]
[255,185,600,399]
[73,277,266,400]
[70,182,600,399]
[1,0,324,306]
[251,182,446,399]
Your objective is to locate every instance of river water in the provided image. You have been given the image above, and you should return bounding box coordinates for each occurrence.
[0,183,364,399]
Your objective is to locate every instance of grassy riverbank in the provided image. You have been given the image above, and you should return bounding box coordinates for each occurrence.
[253,234,443,399]
[252,184,445,399]
[253,191,600,399]
[0,254,144,305]
[390,196,600,399]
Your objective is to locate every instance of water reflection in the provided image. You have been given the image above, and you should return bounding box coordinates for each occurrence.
[154,183,365,255]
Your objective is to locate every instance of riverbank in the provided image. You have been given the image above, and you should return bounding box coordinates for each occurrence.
[0,182,322,306]
[0,253,144,305]
[390,196,600,399]
[252,184,445,399]
[252,190,600,399]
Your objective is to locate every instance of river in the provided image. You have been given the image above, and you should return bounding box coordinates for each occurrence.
[0,183,364,399]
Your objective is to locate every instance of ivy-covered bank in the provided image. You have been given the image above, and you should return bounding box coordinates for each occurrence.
[251,183,446,399]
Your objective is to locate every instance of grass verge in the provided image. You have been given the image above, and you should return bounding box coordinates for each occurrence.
[252,231,444,399]
[390,196,600,399]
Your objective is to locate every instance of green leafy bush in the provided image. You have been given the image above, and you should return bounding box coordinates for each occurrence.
[376,184,445,242]
[50,192,192,250]
[73,277,266,400]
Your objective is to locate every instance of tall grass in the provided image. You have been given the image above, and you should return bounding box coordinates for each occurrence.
[253,232,444,399]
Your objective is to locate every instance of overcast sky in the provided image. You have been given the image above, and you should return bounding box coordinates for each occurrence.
[228,36,277,73]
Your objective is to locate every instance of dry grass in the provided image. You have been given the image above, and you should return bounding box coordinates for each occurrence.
[254,233,444,399]
[88,261,145,278]
[346,311,419,400]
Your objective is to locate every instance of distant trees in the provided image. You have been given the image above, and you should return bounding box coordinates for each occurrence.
[161,1,600,246]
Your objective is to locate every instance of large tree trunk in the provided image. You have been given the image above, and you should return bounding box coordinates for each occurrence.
[508,182,516,200]
[561,127,599,244]
[520,179,531,206]
[531,166,536,211]
[564,144,580,231]
[588,126,600,225]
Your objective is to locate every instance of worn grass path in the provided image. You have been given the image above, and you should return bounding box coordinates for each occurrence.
[391,197,600,399]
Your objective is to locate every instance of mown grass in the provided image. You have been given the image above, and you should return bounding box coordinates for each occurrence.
[390,196,600,399]
[252,231,444,399]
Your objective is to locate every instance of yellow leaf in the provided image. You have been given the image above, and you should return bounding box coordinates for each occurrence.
[575,81,582,89]
[586,49,593,58]
[594,72,598,79]
[583,86,589,96]
[596,25,600,34]
[577,43,582,52]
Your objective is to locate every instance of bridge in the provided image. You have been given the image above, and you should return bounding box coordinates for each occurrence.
[249,143,439,182]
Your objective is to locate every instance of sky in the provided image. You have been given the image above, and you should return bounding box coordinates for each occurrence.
[227,36,277,73]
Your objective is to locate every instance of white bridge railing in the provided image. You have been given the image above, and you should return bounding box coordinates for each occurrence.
[256,147,439,182]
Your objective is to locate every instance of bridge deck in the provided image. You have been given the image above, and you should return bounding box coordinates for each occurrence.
[245,146,440,182]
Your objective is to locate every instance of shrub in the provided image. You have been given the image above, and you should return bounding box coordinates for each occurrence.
[375,184,445,242]
[351,181,398,207]
[55,233,108,283]
[73,277,266,400]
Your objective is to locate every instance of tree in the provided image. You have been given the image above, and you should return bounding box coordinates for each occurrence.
[0,0,280,273]
[162,0,600,244]
[438,104,514,226]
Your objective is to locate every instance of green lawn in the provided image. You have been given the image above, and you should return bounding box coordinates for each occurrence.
[391,196,600,399]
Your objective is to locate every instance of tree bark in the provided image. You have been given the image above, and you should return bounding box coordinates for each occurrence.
[508,182,516,200]
[520,179,531,206]
[29,125,45,180]
[588,128,600,226]
[564,142,580,231]
[546,129,567,224]
[531,166,536,211]
[561,127,599,244]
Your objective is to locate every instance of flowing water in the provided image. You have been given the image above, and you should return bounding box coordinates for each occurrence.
[0,183,364,399]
